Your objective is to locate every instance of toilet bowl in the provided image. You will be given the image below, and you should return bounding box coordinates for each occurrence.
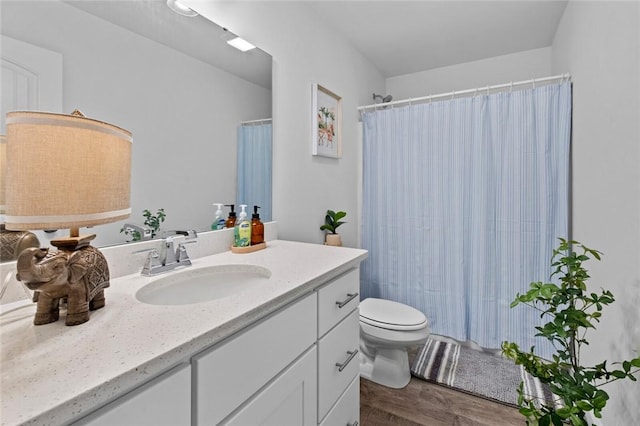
[359,298,430,389]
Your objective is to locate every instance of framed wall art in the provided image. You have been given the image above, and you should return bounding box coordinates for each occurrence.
[311,83,342,158]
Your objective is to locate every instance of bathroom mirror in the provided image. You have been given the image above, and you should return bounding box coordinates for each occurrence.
[0,0,272,253]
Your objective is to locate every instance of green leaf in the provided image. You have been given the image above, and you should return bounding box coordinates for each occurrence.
[611,370,627,379]
[539,414,551,426]
[575,400,591,411]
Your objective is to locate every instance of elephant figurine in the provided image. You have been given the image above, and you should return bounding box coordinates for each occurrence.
[16,246,110,326]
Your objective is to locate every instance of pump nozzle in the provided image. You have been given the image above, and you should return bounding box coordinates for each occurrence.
[252,205,261,219]
[225,204,236,217]
[239,204,248,219]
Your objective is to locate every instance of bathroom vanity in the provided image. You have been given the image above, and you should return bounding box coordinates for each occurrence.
[0,239,367,425]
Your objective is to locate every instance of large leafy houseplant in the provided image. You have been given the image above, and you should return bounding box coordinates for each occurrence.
[502,238,640,426]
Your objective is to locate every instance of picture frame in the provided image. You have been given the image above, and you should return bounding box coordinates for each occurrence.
[311,83,342,158]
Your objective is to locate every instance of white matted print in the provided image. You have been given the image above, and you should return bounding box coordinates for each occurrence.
[312,84,342,158]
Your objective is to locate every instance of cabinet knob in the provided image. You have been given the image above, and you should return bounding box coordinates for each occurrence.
[335,292,359,308]
[335,349,359,372]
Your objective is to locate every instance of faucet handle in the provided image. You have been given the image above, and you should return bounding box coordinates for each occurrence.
[141,249,162,275]
[175,244,193,266]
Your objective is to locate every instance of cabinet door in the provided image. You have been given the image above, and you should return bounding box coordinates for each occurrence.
[72,363,190,426]
[318,309,360,421]
[222,347,317,425]
[193,293,317,425]
[319,376,360,426]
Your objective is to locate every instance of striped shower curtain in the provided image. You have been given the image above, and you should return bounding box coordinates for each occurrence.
[237,122,272,221]
[360,82,571,359]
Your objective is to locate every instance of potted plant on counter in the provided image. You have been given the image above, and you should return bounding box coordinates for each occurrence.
[320,210,346,246]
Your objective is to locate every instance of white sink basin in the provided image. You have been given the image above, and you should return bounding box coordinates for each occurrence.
[135,265,271,306]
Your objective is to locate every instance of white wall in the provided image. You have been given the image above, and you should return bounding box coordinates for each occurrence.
[387,47,552,99]
[186,1,385,248]
[552,2,640,424]
[1,1,271,247]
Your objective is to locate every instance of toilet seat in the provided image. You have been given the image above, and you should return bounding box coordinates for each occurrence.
[359,298,427,331]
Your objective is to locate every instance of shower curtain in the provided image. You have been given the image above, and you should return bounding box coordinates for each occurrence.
[360,82,571,359]
[237,122,272,221]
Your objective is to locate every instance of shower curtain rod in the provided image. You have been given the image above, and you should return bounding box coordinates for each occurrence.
[358,73,571,113]
[240,118,272,125]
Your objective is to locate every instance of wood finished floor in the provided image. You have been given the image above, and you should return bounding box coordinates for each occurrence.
[360,377,525,426]
[359,348,525,426]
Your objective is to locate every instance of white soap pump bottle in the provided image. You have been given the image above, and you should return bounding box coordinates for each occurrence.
[212,203,225,230]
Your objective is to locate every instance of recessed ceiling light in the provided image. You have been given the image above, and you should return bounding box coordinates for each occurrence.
[227,37,256,52]
[166,0,198,17]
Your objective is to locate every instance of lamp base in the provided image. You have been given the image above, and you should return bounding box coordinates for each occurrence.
[0,225,41,261]
[50,233,96,251]
[16,244,110,326]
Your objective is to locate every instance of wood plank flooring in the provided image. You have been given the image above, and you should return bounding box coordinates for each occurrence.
[360,377,525,426]
[359,348,525,425]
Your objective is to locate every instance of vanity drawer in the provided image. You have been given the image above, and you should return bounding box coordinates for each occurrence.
[317,268,359,337]
[319,375,360,426]
[193,292,317,425]
[318,308,360,421]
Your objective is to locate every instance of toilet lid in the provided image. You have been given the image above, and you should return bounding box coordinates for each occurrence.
[360,298,427,331]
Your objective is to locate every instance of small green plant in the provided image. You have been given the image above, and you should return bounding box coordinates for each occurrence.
[320,210,346,234]
[502,238,640,426]
[121,208,166,241]
[142,208,166,238]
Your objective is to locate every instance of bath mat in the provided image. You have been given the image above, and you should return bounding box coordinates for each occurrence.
[411,338,560,408]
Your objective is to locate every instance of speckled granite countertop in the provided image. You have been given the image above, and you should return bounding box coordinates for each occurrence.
[0,240,367,426]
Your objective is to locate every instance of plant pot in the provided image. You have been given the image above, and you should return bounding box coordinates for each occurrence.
[325,233,342,246]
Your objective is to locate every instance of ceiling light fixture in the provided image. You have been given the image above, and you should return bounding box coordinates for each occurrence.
[226,36,256,52]
[166,0,198,17]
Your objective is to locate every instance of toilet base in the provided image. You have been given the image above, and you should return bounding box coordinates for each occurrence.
[359,346,411,389]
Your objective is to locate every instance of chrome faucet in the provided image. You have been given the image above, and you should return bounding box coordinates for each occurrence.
[140,230,197,276]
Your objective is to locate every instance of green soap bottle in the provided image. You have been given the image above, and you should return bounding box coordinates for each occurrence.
[234,204,251,247]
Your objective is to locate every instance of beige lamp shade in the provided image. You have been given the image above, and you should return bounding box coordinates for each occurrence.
[5,111,132,231]
[0,135,6,216]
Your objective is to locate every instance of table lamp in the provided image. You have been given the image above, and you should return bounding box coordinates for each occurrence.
[5,110,132,325]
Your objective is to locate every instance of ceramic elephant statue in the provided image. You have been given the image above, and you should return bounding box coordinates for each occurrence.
[16,246,110,326]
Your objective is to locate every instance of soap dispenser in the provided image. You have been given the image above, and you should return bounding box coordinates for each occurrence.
[212,203,225,230]
[234,204,251,247]
[225,204,236,228]
[251,205,264,245]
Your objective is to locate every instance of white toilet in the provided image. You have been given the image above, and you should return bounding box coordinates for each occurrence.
[359,298,430,389]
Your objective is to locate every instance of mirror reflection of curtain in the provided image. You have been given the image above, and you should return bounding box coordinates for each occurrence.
[237,121,272,222]
[361,82,571,360]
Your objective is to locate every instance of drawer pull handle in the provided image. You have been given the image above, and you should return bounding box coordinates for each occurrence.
[336,292,359,308]
[347,422,359,426]
[336,349,359,372]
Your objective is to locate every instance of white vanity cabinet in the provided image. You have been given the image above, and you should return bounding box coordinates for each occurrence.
[316,268,361,426]
[193,292,318,425]
[1,240,368,426]
[71,269,361,426]
[194,267,361,426]
[72,363,191,426]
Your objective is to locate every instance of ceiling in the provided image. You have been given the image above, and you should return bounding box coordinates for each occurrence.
[305,1,568,78]
[64,1,568,85]
[65,0,272,89]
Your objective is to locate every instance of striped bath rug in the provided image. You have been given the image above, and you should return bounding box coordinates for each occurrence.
[411,338,560,408]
